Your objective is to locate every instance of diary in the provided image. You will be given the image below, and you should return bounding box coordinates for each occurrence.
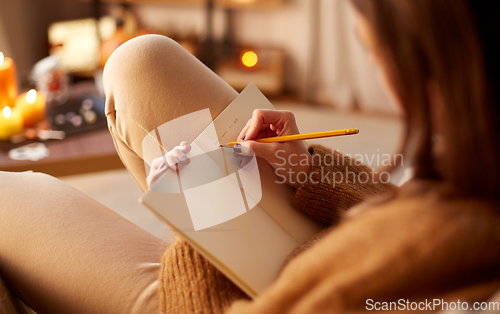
[140,84,323,297]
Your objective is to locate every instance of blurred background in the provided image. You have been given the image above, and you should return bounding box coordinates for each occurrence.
[0,0,404,266]
[0,0,398,109]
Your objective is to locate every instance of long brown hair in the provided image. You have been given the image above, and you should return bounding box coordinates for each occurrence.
[350,0,500,199]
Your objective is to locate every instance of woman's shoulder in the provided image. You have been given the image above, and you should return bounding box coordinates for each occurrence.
[398,179,499,222]
[328,178,500,269]
[273,179,500,313]
[346,178,500,222]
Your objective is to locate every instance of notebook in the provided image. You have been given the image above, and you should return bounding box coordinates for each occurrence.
[140,83,324,297]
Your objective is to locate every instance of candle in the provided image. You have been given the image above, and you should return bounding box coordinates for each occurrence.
[0,106,23,141]
[16,89,47,127]
[0,52,19,109]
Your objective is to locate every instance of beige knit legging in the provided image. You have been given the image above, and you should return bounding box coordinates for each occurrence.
[0,35,238,313]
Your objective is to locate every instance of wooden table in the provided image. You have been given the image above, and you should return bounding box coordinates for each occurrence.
[0,129,124,177]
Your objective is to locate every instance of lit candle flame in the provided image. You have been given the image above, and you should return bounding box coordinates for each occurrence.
[0,52,4,65]
[3,106,11,118]
[242,51,258,68]
[26,89,37,104]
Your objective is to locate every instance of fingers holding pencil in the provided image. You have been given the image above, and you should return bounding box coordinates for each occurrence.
[233,109,359,188]
[237,109,300,141]
[234,109,311,188]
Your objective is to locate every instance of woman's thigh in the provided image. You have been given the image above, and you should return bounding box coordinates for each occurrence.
[0,171,167,314]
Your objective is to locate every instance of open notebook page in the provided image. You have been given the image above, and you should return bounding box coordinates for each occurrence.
[140,84,323,297]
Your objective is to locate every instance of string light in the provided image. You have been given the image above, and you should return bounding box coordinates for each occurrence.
[241,51,258,68]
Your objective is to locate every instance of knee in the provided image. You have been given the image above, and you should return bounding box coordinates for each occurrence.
[103,35,192,97]
[102,34,237,158]
[104,35,181,73]
[103,34,210,120]
[102,33,235,127]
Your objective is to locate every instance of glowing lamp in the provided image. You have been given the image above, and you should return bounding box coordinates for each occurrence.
[241,51,259,68]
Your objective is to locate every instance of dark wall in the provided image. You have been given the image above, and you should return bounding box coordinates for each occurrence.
[0,0,106,86]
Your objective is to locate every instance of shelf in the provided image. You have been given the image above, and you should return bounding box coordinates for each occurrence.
[77,0,285,9]
[83,0,203,6]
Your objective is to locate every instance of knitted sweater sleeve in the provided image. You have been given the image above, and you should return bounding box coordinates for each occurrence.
[159,239,248,314]
[290,144,396,225]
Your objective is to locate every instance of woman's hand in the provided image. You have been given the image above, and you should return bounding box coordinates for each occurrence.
[236,109,311,188]
[147,141,191,188]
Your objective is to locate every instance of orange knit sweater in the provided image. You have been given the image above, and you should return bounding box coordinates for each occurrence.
[158,145,500,313]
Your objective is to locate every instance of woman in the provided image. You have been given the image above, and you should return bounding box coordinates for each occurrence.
[1,0,499,313]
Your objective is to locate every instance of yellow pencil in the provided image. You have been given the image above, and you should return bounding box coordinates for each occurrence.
[222,128,359,147]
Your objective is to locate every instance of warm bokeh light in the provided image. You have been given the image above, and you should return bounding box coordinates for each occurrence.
[0,52,4,65]
[26,89,37,104]
[3,106,11,118]
[242,51,258,68]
